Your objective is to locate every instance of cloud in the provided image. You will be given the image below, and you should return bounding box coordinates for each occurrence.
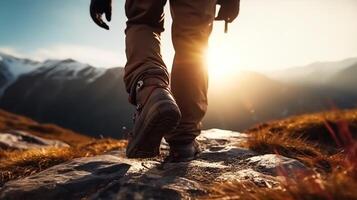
[0,46,29,59]
[0,45,125,68]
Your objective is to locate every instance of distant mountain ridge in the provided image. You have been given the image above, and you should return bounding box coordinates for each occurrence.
[265,57,357,86]
[329,62,357,93]
[0,52,42,95]
[0,52,41,77]
[0,53,107,90]
[0,51,356,138]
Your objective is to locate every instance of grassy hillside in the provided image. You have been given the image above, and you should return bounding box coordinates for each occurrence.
[0,109,126,185]
[205,109,357,199]
[0,109,92,146]
[245,108,357,162]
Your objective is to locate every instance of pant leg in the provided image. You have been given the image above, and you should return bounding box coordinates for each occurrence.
[165,0,216,144]
[124,0,169,105]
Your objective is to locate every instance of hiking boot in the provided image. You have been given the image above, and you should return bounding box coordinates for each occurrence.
[164,140,201,163]
[126,80,181,158]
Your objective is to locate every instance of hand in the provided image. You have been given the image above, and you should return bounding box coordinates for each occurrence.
[215,0,240,23]
[90,0,112,30]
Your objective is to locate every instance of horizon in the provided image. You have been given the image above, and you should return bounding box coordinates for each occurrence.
[1,0,357,73]
[1,50,356,74]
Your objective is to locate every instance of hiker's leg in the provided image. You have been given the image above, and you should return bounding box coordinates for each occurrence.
[124,0,169,104]
[165,0,216,144]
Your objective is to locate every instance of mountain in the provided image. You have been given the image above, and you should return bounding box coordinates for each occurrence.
[204,71,337,131]
[328,63,357,94]
[0,52,356,138]
[263,57,357,108]
[0,52,42,77]
[0,52,42,95]
[0,58,133,138]
[266,57,357,85]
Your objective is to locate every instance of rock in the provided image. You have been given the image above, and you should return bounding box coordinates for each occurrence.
[88,131,256,199]
[0,130,69,150]
[245,154,307,175]
[197,129,248,147]
[0,155,131,200]
[0,129,310,199]
[217,169,280,188]
[200,146,257,164]
[199,129,247,141]
[90,181,182,200]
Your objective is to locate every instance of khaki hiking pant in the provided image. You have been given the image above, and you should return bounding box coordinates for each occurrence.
[124,0,216,143]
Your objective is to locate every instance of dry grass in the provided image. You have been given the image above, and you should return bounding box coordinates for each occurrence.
[0,109,127,186]
[0,139,127,185]
[0,109,91,146]
[246,109,357,152]
[205,168,357,200]
[204,109,357,200]
[243,109,357,169]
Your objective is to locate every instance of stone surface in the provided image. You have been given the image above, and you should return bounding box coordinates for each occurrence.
[0,155,130,200]
[217,169,280,188]
[245,154,307,175]
[197,129,248,147]
[0,129,309,199]
[90,181,182,200]
[0,130,69,150]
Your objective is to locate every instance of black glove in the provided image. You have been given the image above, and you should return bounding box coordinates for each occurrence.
[90,0,112,30]
[215,0,240,23]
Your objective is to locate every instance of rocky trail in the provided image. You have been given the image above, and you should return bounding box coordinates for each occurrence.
[0,129,307,200]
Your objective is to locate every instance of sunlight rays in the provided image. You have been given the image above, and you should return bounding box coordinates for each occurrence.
[206,36,241,83]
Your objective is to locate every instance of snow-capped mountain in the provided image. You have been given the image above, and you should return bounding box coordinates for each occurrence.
[0,52,41,77]
[0,61,13,94]
[0,52,42,95]
[0,52,106,95]
[0,52,131,137]
[31,59,106,82]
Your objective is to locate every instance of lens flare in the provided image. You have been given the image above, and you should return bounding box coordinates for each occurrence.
[205,40,241,84]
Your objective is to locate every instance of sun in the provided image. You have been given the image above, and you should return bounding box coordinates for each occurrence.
[205,41,240,82]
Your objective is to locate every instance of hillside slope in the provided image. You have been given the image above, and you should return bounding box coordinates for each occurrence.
[0,109,90,146]
[329,63,357,93]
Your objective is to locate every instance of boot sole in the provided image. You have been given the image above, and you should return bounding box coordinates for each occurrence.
[126,100,181,158]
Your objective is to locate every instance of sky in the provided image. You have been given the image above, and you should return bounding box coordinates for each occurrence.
[0,0,357,72]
